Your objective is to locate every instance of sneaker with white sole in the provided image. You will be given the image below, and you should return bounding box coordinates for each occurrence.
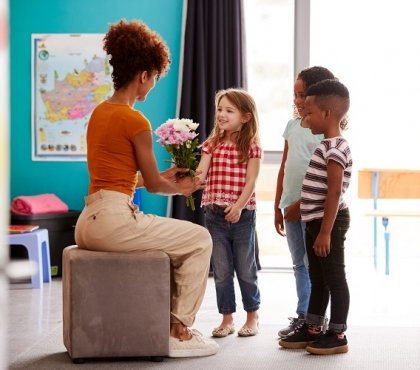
[169,329,219,358]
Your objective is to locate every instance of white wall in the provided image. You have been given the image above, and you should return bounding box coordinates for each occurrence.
[310,0,420,261]
[311,0,420,170]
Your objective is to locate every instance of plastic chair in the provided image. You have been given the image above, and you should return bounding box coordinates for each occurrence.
[133,187,142,210]
[8,229,51,288]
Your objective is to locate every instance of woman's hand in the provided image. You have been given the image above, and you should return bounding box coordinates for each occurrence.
[176,173,205,196]
[161,166,189,182]
[137,167,190,188]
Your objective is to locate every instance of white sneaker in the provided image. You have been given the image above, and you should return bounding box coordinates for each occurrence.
[169,329,219,358]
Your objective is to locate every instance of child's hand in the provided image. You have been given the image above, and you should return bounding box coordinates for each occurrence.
[274,208,286,236]
[193,172,206,191]
[224,204,242,223]
[313,233,331,257]
[284,201,301,222]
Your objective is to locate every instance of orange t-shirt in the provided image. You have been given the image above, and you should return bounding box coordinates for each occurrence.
[87,101,151,196]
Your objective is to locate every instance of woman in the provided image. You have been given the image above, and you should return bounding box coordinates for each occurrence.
[75,19,218,358]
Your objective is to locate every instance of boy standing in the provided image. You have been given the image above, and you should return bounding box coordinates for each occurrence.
[279,79,352,355]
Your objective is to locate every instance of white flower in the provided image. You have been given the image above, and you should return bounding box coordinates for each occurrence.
[185,121,199,131]
[173,119,193,132]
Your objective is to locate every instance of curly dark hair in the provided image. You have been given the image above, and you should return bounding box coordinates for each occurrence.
[293,66,336,118]
[297,66,335,90]
[306,79,350,130]
[103,19,171,90]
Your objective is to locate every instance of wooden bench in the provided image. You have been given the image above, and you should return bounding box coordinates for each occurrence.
[358,169,420,274]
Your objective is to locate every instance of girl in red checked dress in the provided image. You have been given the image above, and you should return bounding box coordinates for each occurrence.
[196,88,262,338]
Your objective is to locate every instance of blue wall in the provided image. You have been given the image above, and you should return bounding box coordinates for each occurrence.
[9,0,183,215]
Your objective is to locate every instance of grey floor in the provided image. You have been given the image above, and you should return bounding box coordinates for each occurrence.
[7,203,420,367]
[7,252,420,367]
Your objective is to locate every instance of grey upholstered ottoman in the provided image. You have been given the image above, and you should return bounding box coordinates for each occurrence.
[62,245,170,362]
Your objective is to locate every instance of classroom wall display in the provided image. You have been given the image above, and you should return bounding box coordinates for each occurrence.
[31,34,113,161]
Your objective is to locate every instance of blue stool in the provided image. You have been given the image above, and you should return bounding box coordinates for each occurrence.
[8,228,52,288]
[133,187,142,210]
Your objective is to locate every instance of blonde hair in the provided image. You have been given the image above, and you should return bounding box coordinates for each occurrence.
[206,88,260,163]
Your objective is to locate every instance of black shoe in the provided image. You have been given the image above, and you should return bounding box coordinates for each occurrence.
[306,330,348,355]
[277,316,305,338]
[322,316,329,333]
[279,323,322,349]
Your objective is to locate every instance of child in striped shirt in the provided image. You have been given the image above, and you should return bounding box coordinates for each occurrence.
[274,66,335,338]
[279,79,352,355]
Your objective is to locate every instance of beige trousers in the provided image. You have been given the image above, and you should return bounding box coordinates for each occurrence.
[75,189,212,327]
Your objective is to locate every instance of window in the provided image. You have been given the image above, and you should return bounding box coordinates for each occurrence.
[310,0,420,170]
[244,0,295,268]
[244,0,295,153]
[310,0,420,261]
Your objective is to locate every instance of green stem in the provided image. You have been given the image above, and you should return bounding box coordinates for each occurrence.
[186,195,195,211]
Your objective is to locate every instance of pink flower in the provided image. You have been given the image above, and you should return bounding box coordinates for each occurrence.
[155,118,201,210]
[155,119,198,146]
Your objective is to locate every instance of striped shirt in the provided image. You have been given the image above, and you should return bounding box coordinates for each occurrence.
[301,137,352,222]
[200,140,262,210]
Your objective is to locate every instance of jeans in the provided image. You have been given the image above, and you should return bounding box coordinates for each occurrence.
[305,208,350,333]
[204,205,261,314]
[284,216,310,316]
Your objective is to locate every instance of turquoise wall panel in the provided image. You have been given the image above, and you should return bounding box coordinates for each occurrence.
[9,0,183,215]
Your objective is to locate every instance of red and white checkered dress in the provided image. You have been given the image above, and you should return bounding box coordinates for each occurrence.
[200,140,262,210]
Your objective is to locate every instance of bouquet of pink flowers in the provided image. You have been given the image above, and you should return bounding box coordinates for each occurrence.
[155,118,200,210]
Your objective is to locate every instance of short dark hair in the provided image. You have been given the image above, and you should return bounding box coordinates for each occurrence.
[306,79,349,99]
[306,79,350,130]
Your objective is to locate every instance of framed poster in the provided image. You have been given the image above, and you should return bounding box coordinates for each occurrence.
[31,34,113,161]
